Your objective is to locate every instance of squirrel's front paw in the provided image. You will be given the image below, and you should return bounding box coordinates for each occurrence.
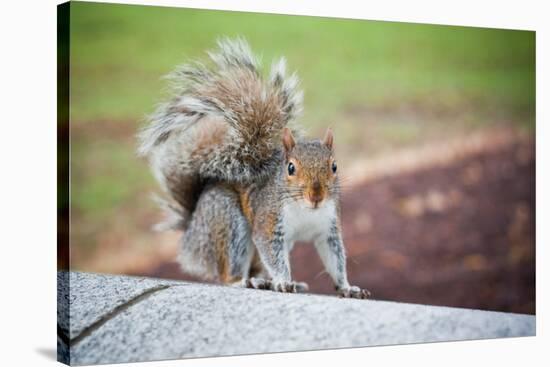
[337,285,370,299]
[270,280,309,293]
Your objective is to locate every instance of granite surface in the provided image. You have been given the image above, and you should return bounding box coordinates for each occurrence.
[58,271,536,366]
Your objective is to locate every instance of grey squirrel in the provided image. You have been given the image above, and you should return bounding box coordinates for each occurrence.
[138,38,370,298]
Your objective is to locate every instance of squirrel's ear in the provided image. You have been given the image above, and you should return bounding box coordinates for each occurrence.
[282,127,296,153]
[323,128,334,150]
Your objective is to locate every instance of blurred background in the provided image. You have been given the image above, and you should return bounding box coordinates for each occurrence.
[66,2,535,313]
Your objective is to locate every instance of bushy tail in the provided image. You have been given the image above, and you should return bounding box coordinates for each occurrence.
[138,37,303,230]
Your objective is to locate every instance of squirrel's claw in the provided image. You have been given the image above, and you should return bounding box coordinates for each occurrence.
[241,277,271,290]
[337,285,371,299]
[239,278,308,293]
[270,280,309,293]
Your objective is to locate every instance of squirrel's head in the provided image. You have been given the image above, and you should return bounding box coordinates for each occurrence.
[281,127,339,209]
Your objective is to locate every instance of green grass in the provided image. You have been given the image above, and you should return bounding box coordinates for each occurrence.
[71,138,154,219]
[67,1,535,237]
[69,1,535,126]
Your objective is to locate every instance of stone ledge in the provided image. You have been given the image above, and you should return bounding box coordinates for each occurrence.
[57,271,535,366]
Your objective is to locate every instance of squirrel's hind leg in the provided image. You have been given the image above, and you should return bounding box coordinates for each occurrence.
[179,184,254,283]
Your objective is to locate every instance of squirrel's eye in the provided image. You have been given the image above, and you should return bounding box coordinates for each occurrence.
[332,161,337,173]
[288,162,296,176]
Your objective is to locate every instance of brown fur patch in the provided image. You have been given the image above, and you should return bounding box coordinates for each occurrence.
[238,187,255,225]
[261,212,281,264]
[212,219,231,283]
[264,211,278,240]
[196,69,288,163]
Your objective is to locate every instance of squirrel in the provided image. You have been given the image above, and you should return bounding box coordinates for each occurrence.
[138,38,370,298]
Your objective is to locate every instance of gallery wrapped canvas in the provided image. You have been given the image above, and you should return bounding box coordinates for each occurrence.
[57,1,535,365]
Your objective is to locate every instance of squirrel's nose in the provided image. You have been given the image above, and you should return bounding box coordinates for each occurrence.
[309,182,324,206]
[312,181,321,191]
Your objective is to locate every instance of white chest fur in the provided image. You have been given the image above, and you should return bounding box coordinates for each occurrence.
[281,199,336,244]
